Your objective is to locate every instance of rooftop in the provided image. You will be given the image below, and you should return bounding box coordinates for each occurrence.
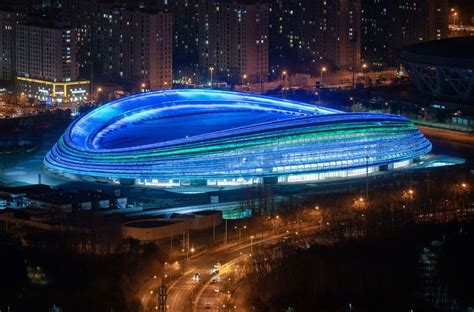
[0,184,53,196]
[401,37,474,68]
[125,220,175,228]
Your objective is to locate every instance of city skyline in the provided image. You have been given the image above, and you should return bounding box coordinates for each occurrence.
[0,1,473,312]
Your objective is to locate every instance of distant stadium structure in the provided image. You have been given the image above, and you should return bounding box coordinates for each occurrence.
[401,36,474,103]
[44,89,432,189]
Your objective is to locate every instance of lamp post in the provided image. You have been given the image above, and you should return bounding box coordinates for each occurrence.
[250,235,255,256]
[272,215,280,234]
[96,87,102,102]
[408,189,415,212]
[209,66,215,88]
[241,74,247,87]
[234,225,246,244]
[281,70,287,98]
[319,67,327,101]
[320,67,327,85]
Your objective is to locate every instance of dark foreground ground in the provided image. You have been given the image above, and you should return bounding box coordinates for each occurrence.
[242,223,474,312]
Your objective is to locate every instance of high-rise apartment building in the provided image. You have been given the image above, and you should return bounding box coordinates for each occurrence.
[267,0,299,74]
[0,10,21,82]
[199,0,269,85]
[361,0,449,68]
[171,0,201,72]
[97,8,172,90]
[15,21,89,103]
[390,0,448,51]
[269,0,361,74]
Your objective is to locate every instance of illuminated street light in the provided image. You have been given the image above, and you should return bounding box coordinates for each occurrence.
[235,225,247,244]
[361,63,368,76]
[281,70,288,98]
[319,67,327,102]
[242,74,247,86]
[209,66,215,88]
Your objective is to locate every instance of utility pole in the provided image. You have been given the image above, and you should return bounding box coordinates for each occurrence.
[224,219,228,245]
[212,216,215,242]
[187,230,190,260]
[170,231,173,251]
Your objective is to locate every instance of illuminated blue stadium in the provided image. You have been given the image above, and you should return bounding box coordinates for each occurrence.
[44,89,432,188]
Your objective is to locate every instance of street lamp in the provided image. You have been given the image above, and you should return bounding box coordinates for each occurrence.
[320,66,327,84]
[361,64,368,84]
[96,87,103,102]
[319,67,327,102]
[209,66,215,88]
[281,70,288,99]
[234,225,246,244]
[241,74,247,86]
[453,11,458,26]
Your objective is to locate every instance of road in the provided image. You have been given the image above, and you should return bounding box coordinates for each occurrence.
[140,220,322,312]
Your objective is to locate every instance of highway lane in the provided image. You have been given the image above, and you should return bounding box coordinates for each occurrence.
[158,230,291,311]
[172,223,322,312]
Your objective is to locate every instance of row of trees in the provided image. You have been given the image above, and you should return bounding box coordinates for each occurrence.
[235,168,474,310]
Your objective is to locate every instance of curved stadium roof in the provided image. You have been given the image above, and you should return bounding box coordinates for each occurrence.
[44,89,431,187]
[401,36,474,68]
[401,37,474,102]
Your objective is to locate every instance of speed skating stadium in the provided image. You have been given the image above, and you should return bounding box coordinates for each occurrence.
[44,89,432,190]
